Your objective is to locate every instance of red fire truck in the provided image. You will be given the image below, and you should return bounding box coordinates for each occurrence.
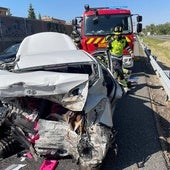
[72,4,142,68]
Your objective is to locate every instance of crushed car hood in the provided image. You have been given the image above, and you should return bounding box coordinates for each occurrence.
[0,70,89,111]
[15,50,93,70]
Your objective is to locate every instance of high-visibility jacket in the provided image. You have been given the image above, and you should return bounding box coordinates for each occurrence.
[106,35,133,57]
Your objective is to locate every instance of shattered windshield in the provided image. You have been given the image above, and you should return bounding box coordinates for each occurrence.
[84,14,132,36]
[15,62,96,75]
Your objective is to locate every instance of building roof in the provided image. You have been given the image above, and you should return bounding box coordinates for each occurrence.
[0,7,8,11]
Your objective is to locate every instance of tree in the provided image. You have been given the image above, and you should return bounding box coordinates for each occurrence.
[144,23,170,35]
[28,4,36,19]
[147,24,156,35]
[38,13,41,20]
[7,8,12,16]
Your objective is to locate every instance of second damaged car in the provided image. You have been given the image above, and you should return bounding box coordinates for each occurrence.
[0,32,123,169]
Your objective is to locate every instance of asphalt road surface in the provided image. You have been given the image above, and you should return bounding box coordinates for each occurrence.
[112,51,167,169]
[0,42,168,170]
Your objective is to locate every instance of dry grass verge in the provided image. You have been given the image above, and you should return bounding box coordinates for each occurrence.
[142,36,170,68]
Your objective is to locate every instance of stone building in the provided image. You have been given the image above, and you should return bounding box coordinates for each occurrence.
[0,7,8,16]
[41,16,66,25]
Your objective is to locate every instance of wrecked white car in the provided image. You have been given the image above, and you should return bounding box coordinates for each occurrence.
[0,32,123,169]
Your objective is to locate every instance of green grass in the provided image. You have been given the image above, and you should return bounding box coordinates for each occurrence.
[141,36,170,67]
[142,36,164,45]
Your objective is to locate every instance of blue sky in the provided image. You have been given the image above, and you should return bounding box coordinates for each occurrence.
[0,0,170,27]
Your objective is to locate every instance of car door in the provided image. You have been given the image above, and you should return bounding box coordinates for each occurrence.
[100,63,123,107]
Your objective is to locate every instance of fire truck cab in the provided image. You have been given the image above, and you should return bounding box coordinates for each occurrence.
[72,4,142,68]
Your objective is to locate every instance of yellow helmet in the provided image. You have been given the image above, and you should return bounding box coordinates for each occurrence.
[113,26,123,35]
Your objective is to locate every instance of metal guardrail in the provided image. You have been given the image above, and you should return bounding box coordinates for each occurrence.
[137,36,170,101]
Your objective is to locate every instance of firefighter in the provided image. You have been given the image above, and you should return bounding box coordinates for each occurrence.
[106,25,134,87]
[70,29,81,48]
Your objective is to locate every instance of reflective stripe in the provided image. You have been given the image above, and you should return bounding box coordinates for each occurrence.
[101,38,107,43]
[111,55,123,60]
[125,36,131,42]
[94,37,102,44]
[86,37,107,45]
[86,38,95,44]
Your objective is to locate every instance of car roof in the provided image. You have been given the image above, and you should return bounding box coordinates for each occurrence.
[15,32,94,70]
[16,32,77,57]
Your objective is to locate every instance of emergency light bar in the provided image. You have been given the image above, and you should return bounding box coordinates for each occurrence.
[84,4,128,11]
[84,4,109,11]
[110,6,128,9]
